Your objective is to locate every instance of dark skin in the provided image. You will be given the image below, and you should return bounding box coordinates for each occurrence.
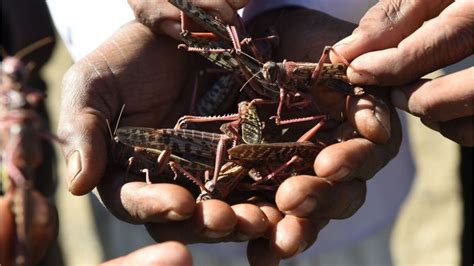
[58,4,401,265]
[331,0,473,146]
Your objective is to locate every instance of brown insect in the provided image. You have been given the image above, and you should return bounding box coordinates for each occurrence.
[0,37,58,266]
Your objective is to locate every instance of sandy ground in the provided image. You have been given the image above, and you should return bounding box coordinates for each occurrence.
[42,39,467,265]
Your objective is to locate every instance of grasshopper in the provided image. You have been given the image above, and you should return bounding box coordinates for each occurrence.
[114,126,245,201]
[169,0,363,127]
[0,36,57,266]
[113,100,265,201]
[114,125,326,201]
[106,107,214,186]
[110,133,214,185]
[176,100,263,144]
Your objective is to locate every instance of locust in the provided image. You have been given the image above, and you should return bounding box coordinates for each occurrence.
[113,126,242,200]
[168,0,361,126]
[0,36,58,266]
[113,101,261,200]
[113,100,327,201]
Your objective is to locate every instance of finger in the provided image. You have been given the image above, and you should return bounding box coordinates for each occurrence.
[331,0,453,62]
[127,1,182,39]
[422,116,474,147]
[100,241,192,266]
[270,216,328,259]
[145,199,237,244]
[189,0,242,23]
[254,202,284,239]
[129,0,248,39]
[58,44,123,195]
[247,238,280,266]
[97,171,195,223]
[346,93,392,144]
[346,1,474,85]
[316,107,402,181]
[391,67,474,121]
[276,175,366,219]
[230,203,269,241]
[58,110,109,195]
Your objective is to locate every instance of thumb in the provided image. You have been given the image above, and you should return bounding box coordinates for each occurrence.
[58,112,108,195]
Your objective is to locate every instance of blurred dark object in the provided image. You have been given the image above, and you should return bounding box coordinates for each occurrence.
[1,0,57,197]
[460,146,472,266]
[1,0,64,265]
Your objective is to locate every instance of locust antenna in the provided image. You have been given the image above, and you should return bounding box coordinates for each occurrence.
[106,119,114,140]
[114,104,126,136]
[239,50,264,66]
[106,104,126,140]
[14,37,54,60]
[240,69,263,92]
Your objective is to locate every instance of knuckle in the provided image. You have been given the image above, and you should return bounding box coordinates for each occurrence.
[380,0,403,26]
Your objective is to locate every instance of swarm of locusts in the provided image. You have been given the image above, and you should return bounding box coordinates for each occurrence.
[0,38,59,265]
[111,0,369,203]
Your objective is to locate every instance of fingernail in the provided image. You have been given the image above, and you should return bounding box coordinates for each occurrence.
[347,67,376,85]
[326,166,351,181]
[331,34,358,63]
[391,89,408,111]
[286,196,317,215]
[66,150,81,190]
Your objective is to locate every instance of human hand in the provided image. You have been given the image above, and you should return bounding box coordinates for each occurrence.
[127,0,249,39]
[331,0,473,146]
[58,21,270,246]
[100,241,192,266]
[245,8,402,261]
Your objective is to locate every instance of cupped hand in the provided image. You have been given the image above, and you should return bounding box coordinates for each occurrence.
[58,21,270,245]
[245,8,402,261]
[331,0,473,146]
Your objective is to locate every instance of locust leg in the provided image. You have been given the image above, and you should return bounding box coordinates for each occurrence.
[175,113,239,129]
[140,169,151,184]
[168,161,207,191]
[311,46,350,83]
[262,119,327,182]
[249,97,327,126]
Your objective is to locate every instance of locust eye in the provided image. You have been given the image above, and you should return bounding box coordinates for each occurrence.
[263,61,278,82]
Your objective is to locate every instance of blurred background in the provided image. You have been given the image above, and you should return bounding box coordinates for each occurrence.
[42,37,471,265]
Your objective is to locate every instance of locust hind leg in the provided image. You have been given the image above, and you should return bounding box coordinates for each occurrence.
[311,46,350,83]
[262,119,327,182]
[168,161,208,195]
